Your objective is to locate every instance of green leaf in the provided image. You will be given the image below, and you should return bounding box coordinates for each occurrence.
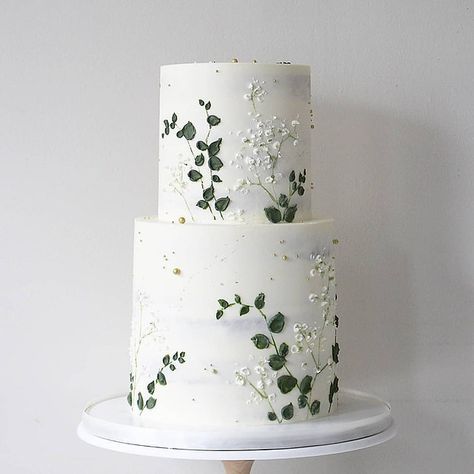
[283,205,297,223]
[297,186,305,196]
[171,113,177,123]
[310,400,321,415]
[205,101,211,110]
[173,351,179,361]
[300,375,313,395]
[254,293,265,309]
[208,138,222,156]
[215,196,230,212]
[163,355,170,366]
[127,392,132,406]
[277,375,297,394]
[180,351,185,357]
[278,194,289,207]
[137,392,144,410]
[197,200,209,209]
[188,169,203,182]
[332,342,340,364]
[170,122,175,129]
[281,402,294,420]
[334,315,339,327]
[267,412,277,421]
[251,334,270,349]
[176,130,184,138]
[279,342,289,357]
[147,380,155,395]
[182,121,196,140]
[207,115,221,126]
[268,312,285,333]
[212,175,222,182]
[169,364,176,371]
[298,172,306,183]
[196,141,208,151]
[234,294,241,304]
[146,397,157,409]
[208,156,223,171]
[164,119,169,128]
[218,299,229,309]
[329,376,339,404]
[203,186,214,201]
[240,305,250,316]
[178,357,185,363]
[199,99,205,106]
[216,309,224,319]
[129,373,134,382]
[289,170,296,182]
[264,206,282,223]
[268,354,286,371]
[298,394,308,409]
[157,371,167,385]
[195,154,205,166]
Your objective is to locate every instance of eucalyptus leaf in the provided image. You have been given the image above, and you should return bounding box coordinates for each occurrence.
[267,412,277,421]
[180,351,186,357]
[268,354,286,371]
[215,196,230,212]
[169,364,176,371]
[208,156,223,171]
[188,169,203,182]
[332,342,340,363]
[176,130,184,138]
[268,312,285,333]
[196,141,208,151]
[147,380,155,395]
[127,392,132,406]
[182,121,196,140]
[278,194,289,207]
[163,355,170,366]
[298,394,308,409]
[178,357,185,363]
[281,402,294,420]
[216,309,224,320]
[218,299,229,309]
[334,315,339,328]
[207,115,221,126]
[137,392,144,410]
[279,342,289,357]
[146,397,157,409]
[300,375,312,395]
[208,138,222,156]
[240,305,250,316]
[283,205,297,223]
[157,372,167,385]
[264,206,282,223]
[297,186,305,196]
[291,181,297,192]
[234,294,241,304]
[251,333,270,349]
[254,293,265,309]
[205,101,211,110]
[289,170,296,182]
[171,113,177,123]
[212,175,222,182]
[310,400,321,415]
[173,351,179,361]
[195,154,205,166]
[197,200,209,209]
[203,186,214,201]
[199,99,205,106]
[277,375,297,394]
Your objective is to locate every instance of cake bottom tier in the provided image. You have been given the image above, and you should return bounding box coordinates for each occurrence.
[129,218,340,427]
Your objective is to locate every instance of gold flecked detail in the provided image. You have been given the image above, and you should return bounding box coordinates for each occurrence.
[231,58,238,63]
[332,239,339,245]
[178,217,186,224]
[172,268,181,275]
[282,255,288,261]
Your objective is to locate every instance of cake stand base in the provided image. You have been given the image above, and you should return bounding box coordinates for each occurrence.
[77,389,396,472]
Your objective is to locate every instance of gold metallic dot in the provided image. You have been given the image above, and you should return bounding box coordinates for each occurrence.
[332,239,340,245]
[282,255,288,261]
[231,58,238,63]
[310,124,315,129]
[172,268,181,275]
[178,217,186,224]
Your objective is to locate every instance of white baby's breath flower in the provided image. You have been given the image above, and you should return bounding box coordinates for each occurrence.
[268,393,276,402]
[240,367,250,376]
[295,333,304,343]
[291,345,300,354]
[309,293,318,303]
[291,120,300,127]
[293,323,301,333]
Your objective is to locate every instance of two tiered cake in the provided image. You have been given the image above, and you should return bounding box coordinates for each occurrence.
[128,62,339,426]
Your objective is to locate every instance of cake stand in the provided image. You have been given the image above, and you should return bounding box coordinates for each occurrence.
[77,389,396,473]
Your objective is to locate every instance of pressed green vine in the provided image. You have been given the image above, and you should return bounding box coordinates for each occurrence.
[162,100,230,219]
[216,292,328,422]
[128,350,186,414]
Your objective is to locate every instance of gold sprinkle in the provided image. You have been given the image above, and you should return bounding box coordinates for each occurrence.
[252,59,257,63]
[172,268,181,275]
[332,239,340,245]
[273,253,278,257]
[310,124,315,129]
[178,217,186,224]
[282,255,288,261]
[231,58,238,63]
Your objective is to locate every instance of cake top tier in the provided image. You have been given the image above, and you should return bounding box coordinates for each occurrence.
[158,62,313,224]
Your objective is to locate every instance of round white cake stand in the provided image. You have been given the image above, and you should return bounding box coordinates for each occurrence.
[78,389,396,473]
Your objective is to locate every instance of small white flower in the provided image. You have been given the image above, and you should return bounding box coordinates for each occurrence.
[264,176,274,184]
[293,323,302,332]
[234,372,246,386]
[295,333,304,343]
[268,393,276,402]
[243,93,251,100]
[257,380,264,390]
[310,268,317,277]
[240,367,250,376]
[291,120,300,127]
[272,141,280,150]
[309,293,318,303]
[293,140,298,147]
[291,345,300,354]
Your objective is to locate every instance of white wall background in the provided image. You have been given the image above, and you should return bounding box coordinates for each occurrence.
[1,1,473,472]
